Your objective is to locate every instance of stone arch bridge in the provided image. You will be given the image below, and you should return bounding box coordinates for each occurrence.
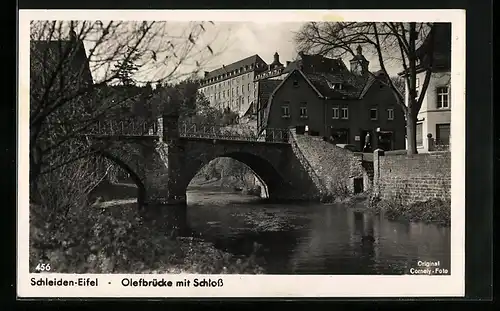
[85,115,370,206]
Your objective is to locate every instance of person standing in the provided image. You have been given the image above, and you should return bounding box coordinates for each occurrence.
[363,132,371,152]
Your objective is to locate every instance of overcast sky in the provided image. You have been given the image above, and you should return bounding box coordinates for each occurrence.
[204,22,303,70]
[201,22,399,77]
[81,21,400,84]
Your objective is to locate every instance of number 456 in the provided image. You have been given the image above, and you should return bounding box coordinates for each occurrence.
[35,263,51,272]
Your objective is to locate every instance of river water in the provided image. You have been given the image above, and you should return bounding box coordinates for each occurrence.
[183,188,451,275]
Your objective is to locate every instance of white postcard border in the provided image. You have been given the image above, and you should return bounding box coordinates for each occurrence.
[17,9,466,298]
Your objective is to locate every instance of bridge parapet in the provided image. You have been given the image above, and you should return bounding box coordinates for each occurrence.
[84,117,290,144]
[86,119,160,137]
[178,122,290,143]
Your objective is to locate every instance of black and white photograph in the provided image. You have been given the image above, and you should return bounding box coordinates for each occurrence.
[18,10,465,298]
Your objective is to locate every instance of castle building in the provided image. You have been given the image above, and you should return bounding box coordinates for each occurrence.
[198,54,268,116]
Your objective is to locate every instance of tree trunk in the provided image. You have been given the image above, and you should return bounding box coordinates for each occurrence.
[406,22,419,156]
[406,110,418,155]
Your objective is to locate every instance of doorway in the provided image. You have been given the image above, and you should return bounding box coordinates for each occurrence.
[377,131,394,151]
[436,123,450,146]
[353,178,364,194]
[330,127,350,144]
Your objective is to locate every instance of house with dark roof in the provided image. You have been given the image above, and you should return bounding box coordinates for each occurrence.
[399,23,452,152]
[259,49,406,151]
[198,54,268,117]
[30,32,93,89]
[30,30,94,115]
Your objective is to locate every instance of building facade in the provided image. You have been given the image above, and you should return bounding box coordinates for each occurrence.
[259,49,406,151]
[198,54,268,117]
[405,23,452,152]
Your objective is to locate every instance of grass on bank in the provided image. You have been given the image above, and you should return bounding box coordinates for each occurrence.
[321,180,451,227]
[29,203,265,274]
[370,197,451,227]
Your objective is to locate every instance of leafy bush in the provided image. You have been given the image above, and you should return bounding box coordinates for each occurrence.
[30,203,266,274]
[378,198,451,226]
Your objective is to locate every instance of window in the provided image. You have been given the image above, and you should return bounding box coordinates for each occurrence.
[329,82,343,90]
[232,88,235,96]
[416,123,423,147]
[281,105,290,118]
[415,78,420,97]
[370,108,378,120]
[387,108,394,120]
[437,86,450,108]
[332,107,339,119]
[248,96,250,104]
[248,83,251,91]
[341,107,349,119]
[241,85,244,93]
[300,103,308,118]
[293,80,299,87]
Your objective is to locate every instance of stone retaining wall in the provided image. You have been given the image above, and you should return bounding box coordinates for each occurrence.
[289,130,371,198]
[373,150,451,203]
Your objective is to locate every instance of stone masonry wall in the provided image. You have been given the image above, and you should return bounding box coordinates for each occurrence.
[373,150,451,203]
[290,130,368,198]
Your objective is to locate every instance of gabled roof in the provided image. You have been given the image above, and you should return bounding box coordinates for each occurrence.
[358,70,388,99]
[416,23,451,70]
[260,69,324,130]
[259,67,389,131]
[30,39,94,85]
[398,23,451,76]
[203,54,267,81]
[304,71,368,99]
[258,79,283,109]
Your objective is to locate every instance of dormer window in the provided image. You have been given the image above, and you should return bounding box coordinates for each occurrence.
[329,82,344,90]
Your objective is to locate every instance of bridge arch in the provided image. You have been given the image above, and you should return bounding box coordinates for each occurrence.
[180,150,290,200]
[88,140,148,206]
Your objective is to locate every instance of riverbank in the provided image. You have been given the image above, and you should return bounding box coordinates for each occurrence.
[337,193,451,227]
[189,177,262,197]
[29,203,265,274]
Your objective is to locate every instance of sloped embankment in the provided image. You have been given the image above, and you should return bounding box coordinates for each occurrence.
[289,130,365,201]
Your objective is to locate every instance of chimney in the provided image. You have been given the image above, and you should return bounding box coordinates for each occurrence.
[286,61,291,67]
[273,52,280,63]
[204,71,209,78]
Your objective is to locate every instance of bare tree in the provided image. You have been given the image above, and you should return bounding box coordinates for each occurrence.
[29,20,223,197]
[294,22,441,155]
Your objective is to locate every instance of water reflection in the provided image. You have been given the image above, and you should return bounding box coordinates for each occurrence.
[182,189,451,275]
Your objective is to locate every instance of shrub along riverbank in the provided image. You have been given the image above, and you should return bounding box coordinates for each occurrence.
[370,197,451,227]
[29,204,265,274]
[339,192,451,227]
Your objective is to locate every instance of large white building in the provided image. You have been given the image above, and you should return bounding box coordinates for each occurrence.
[403,23,451,152]
[198,52,288,119]
[198,54,268,116]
